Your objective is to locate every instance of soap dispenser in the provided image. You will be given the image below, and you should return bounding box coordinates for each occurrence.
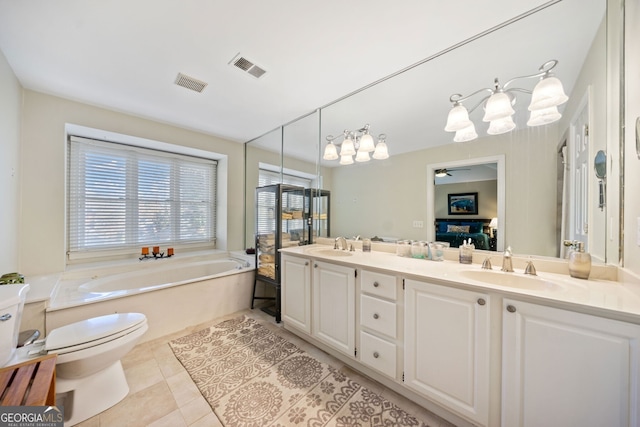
[458,239,474,264]
[568,241,591,279]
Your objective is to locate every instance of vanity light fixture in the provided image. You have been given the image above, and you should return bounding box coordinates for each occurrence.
[444,60,568,142]
[323,124,389,164]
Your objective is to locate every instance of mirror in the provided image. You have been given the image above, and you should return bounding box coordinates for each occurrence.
[595,150,607,179]
[594,149,607,211]
[245,0,617,263]
[432,158,504,252]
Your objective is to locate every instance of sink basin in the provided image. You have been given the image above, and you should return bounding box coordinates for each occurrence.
[460,270,564,292]
[307,248,354,257]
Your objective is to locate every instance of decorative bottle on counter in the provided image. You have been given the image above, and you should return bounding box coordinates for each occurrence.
[458,240,474,264]
[568,241,591,279]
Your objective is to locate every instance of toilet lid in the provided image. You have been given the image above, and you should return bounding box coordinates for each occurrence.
[45,313,146,352]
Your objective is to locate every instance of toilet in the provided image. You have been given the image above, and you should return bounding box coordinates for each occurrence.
[1,283,148,426]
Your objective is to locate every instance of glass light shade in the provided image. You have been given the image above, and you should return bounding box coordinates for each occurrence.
[487,115,516,135]
[339,154,354,165]
[340,137,356,156]
[444,105,473,132]
[355,149,371,162]
[527,105,561,126]
[528,76,569,110]
[483,92,515,122]
[372,141,389,159]
[358,133,375,152]
[323,142,338,160]
[453,123,478,142]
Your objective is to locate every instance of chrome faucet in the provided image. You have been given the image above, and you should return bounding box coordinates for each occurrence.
[481,256,493,270]
[335,236,348,250]
[501,246,514,272]
[524,260,537,276]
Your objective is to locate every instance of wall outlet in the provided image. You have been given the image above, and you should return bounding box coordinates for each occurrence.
[412,220,424,228]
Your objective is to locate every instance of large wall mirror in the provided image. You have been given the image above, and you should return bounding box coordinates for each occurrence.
[245,0,621,264]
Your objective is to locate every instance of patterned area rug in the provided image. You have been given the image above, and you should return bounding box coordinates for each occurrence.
[170,315,429,426]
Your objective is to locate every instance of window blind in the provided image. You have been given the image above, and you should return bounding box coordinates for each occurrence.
[68,136,217,255]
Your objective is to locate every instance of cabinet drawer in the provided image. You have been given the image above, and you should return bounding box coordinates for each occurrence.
[360,294,397,338]
[360,270,397,300]
[360,331,397,378]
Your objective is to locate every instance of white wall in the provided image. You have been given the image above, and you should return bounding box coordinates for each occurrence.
[0,49,22,274]
[19,90,245,276]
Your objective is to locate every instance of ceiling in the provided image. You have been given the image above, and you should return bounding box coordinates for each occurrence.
[0,0,601,147]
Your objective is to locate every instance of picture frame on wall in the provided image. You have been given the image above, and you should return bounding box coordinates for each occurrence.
[448,192,478,215]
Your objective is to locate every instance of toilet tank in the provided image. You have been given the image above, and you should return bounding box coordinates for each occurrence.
[0,283,30,367]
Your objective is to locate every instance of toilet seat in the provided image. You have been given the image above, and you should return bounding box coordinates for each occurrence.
[45,313,147,355]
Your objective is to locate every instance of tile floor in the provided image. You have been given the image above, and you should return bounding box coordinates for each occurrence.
[76,309,456,427]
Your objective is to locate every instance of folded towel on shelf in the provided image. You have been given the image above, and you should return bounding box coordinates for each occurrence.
[259,253,275,263]
[257,263,276,279]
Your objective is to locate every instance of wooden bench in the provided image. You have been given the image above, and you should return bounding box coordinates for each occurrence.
[0,354,57,406]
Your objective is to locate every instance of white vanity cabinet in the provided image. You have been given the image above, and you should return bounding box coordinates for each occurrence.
[312,260,356,356]
[404,279,491,427]
[281,255,312,333]
[359,269,400,379]
[502,299,640,427]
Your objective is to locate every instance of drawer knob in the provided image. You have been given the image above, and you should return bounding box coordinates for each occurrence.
[373,313,379,320]
[373,352,379,359]
[373,281,380,288]
[304,261,309,266]
[507,305,517,313]
[314,263,318,268]
[477,298,486,306]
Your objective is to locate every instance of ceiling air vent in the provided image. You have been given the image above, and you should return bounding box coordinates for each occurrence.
[229,53,267,79]
[174,73,208,93]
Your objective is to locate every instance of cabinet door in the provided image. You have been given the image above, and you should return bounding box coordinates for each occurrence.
[502,299,640,427]
[312,261,355,356]
[281,255,311,333]
[404,279,490,426]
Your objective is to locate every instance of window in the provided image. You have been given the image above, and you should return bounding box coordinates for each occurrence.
[258,168,311,188]
[68,136,216,256]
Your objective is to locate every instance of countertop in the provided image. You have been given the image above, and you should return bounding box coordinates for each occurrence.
[280,244,640,324]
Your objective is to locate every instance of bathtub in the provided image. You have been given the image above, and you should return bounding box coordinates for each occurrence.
[78,259,248,296]
[46,254,256,342]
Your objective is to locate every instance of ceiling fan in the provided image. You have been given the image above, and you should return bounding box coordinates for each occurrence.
[435,168,470,177]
